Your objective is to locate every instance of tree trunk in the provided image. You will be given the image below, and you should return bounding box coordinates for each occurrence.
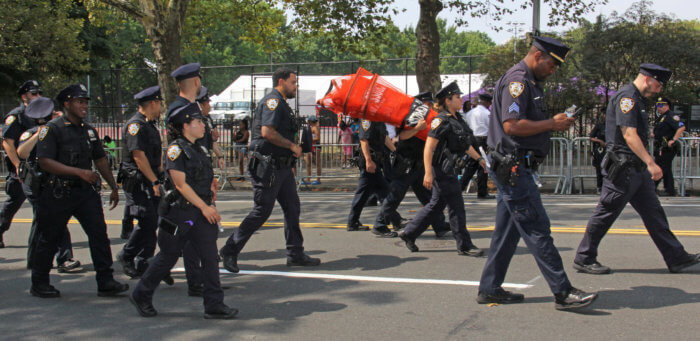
[415,0,443,93]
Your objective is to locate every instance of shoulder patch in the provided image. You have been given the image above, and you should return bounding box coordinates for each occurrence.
[87,129,96,140]
[5,115,15,126]
[19,131,32,142]
[509,82,524,98]
[167,145,182,161]
[430,118,442,130]
[361,119,371,131]
[620,97,635,114]
[673,115,680,121]
[660,117,665,122]
[128,122,140,136]
[38,126,49,141]
[266,98,279,111]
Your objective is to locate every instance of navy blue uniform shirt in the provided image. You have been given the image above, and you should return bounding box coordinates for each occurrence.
[122,112,162,172]
[36,116,106,179]
[428,110,474,164]
[488,60,550,156]
[358,119,388,153]
[653,110,684,142]
[605,83,649,156]
[250,89,296,158]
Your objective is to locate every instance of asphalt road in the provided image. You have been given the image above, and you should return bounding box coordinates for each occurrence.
[1,191,698,340]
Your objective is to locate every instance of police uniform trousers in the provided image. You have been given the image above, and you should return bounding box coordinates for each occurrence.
[374,166,447,231]
[121,186,159,270]
[460,137,488,196]
[22,182,73,268]
[402,168,474,250]
[122,204,135,232]
[654,147,677,195]
[0,173,26,234]
[575,167,691,267]
[132,206,224,310]
[348,165,389,226]
[31,186,114,286]
[479,167,572,295]
[221,167,304,259]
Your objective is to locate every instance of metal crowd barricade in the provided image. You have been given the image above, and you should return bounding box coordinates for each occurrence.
[296,143,361,188]
[539,137,569,194]
[678,137,699,196]
[569,137,597,194]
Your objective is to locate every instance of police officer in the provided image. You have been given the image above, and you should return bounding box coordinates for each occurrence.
[17,97,80,273]
[589,112,606,193]
[347,118,396,232]
[31,84,128,298]
[477,37,598,310]
[117,86,167,279]
[129,103,237,319]
[372,92,450,238]
[0,81,41,248]
[220,68,321,273]
[196,86,225,170]
[652,97,684,196]
[574,64,699,275]
[398,82,484,255]
[461,93,494,199]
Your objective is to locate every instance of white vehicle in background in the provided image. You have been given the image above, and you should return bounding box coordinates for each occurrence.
[210,101,252,121]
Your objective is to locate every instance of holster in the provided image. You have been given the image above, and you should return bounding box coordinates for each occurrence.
[490,151,520,187]
[391,153,414,176]
[603,151,645,181]
[248,151,275,187]
[157,188,181,217]
[19,161,44,195]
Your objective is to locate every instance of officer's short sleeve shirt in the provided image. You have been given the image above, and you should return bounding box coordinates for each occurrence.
[165,142,187,172]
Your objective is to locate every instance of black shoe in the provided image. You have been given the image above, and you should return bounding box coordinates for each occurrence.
[120,225,133,240]
[30,284,61,298]
[204,305,238,319]
[398,232,419,252]
[287,254,321,267]
[57,259,82,273]
[457,245,484,257]
[98,279,129,297]
[554,287,598,310]
[117,252,139,278]
[371,227,398,238]
[476,288,524,304]
[129,293,157,317]
[220,250,239,273]
[477,194,495,199]
[668,253,700,273]
[162,273,175,286]
[188,284,204,297]
[573,260,611,274]
[347,222,370,231]
[392,221,406,233]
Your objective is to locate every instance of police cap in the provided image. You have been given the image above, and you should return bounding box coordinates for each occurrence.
[656,96,672,107]
[25,97,54,120]
[56,84,90,104]
[134,85,162,104]
[478,93,493,102]
[435,81,462,100]
[170,62,201,81]
[640,63,672,86]
[532,36,570,65]
[196,86,210,103]
[167,103,203,126]
[18,80,42,96]
[415,91,434,103]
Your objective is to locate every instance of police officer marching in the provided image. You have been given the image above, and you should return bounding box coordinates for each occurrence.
[652,96,684,196]
[574,64,699,275]
[477,37,598,310]
[589,111,606,193]
[0,81,42,248]
[398,82,484,256]
[17,97,80,273]
[129,103,237,319]
[372,91,450,239]
[117,86,171,283]
[347,118,396,233]
[30,84,128,298]
[220,68,321,273]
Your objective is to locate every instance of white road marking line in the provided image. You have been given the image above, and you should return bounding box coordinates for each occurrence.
[526,276,542,285]
[172,268,532,289]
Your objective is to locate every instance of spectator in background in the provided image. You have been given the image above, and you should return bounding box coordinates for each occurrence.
[303,116,322,184]
[233,120,249,181]
[337,120,354,168]
[103,135,117,169]
[350,118,360,144]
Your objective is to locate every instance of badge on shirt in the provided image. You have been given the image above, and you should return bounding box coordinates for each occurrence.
[87,129,97,142]
[620,97,635,114]
[361,119,371,131]
[128,122,140,136]
[509,82,524,98]
[5,115,15,126]
[38,126,49,141]
[266,98,279,111]
[19,131,32,142]
[673,115,680,121]
[167,145,182,161]
[430,118,442,130]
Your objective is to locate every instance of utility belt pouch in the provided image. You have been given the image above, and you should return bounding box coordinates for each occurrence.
[25,167,43,195]
[438,148,456,175]
[158,216,181,236]
[158,189,181,216]
[18,161,29,181]
[490,151,519,187]
[391,153,411,176]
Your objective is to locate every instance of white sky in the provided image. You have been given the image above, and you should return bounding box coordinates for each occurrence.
[390,0,699,44]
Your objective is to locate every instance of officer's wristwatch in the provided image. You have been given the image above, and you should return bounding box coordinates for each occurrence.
[152,180,160,186]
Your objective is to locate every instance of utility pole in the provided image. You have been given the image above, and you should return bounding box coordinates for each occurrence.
[507,22,525,61]
[532,0,541,36]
